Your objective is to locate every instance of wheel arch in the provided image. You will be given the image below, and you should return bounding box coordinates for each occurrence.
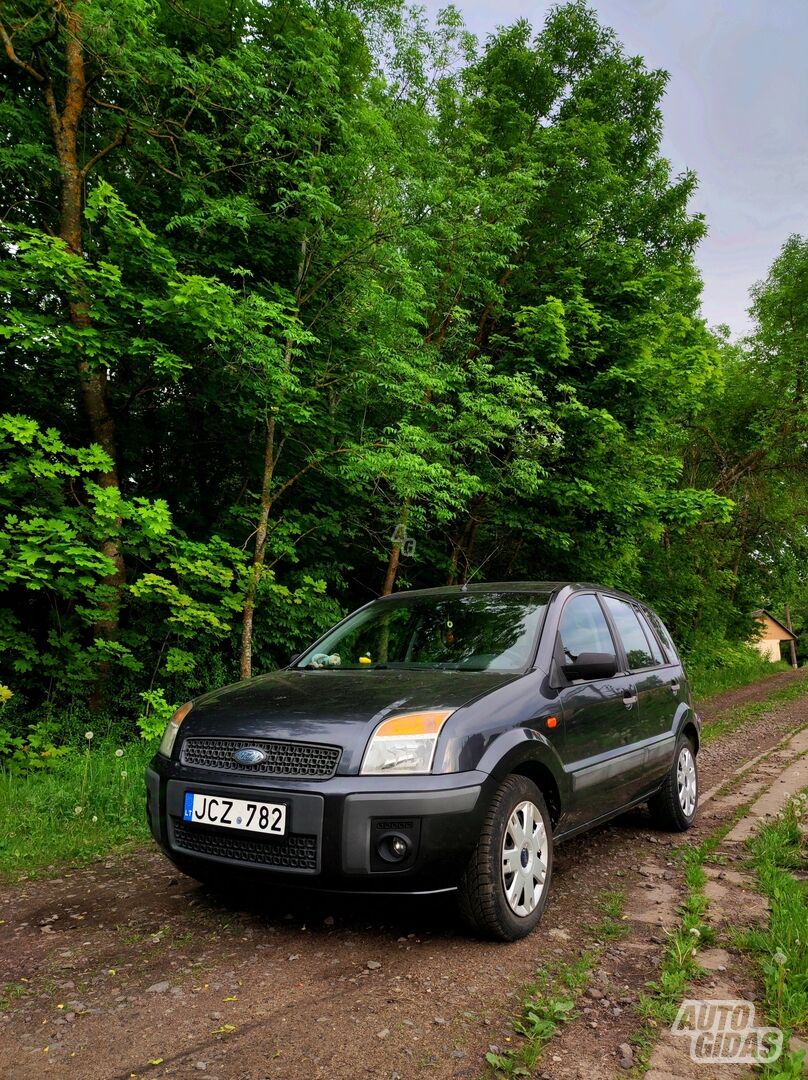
[509,759,562,829]
[676,703,700,754]
[681,719,700,753]
[479,732,566,831]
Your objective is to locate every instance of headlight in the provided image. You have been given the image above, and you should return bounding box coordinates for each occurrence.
[158,701,193,758]
[360,710,453,775]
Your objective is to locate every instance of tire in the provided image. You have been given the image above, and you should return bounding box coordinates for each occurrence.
[648,734,698,831]
[457,775,554,942]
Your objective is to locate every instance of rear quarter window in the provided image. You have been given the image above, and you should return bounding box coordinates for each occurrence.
[645,609,681,664]
[634,608,666,666]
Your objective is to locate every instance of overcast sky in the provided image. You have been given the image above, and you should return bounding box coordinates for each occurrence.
[430,0,808,337]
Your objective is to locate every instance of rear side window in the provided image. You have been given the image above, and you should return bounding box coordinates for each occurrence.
[645,609,680,663]
[602,596,657,670]
[635,608,666,665]
[558,594,615,663]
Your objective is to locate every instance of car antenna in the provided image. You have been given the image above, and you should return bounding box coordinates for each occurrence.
[460,545,499,590]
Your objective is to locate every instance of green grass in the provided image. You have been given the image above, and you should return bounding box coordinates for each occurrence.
[721,790,808,1078]
[0,738,154,880]
[635,845,712,1029]
[740,790,808,1047]
[584,888,630,941]
[701,676,808,745]
[0,981,28,1011]
[630,782,807,1077]
[485,889,631,1077]
[689,653,792,702]
[485,955,594,1077]
[626,815,754,1073]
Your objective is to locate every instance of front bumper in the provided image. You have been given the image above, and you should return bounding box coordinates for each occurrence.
[146,756,492,893]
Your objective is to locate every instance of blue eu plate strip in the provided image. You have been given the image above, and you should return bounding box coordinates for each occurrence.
[183,792,194,821]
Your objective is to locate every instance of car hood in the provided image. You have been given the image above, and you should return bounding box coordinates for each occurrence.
[181,668,522,774]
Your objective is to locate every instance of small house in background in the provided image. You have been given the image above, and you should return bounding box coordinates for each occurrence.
[751,609,797,664]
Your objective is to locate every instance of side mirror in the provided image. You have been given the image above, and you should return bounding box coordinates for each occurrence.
[289,653,300,666]
[561,652,618,681]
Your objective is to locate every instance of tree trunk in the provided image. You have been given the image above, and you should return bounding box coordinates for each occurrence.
[239,229,309,678]
[446,533,462,585]
[784,604,799,670]
[239,415,278,679]
[382,498,411,595]
[447,497,485,586]
[54,9,126,708]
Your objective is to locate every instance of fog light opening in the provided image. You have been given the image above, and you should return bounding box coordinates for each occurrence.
[377,832,411,864]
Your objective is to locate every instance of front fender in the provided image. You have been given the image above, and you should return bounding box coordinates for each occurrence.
[474,728,571,806]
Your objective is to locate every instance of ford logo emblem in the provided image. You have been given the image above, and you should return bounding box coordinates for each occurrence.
[233,747,266,766]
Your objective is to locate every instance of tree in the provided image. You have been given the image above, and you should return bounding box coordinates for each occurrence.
[659,237,808,648]
[3,0,785,734]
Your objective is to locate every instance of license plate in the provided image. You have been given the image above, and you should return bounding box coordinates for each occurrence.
[183,792,287,836]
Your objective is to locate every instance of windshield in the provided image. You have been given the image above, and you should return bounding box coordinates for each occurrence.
[295,592,549,673]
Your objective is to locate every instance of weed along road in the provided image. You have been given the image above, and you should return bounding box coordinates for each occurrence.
[1,672,807,1080]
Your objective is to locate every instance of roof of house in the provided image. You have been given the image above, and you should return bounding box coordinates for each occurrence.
[752,609,798,640]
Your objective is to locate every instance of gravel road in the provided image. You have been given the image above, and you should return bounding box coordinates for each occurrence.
[1,671,805,1080]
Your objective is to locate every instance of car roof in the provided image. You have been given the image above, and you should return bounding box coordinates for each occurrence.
[375,581,644,604]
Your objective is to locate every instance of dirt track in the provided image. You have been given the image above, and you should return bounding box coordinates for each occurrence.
[1,672,806,1080]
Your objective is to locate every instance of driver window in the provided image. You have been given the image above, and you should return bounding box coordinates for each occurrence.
[558,594,615,664]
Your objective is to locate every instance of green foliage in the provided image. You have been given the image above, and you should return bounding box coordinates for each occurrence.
[0,0,804,735]
[0,412,247,706]
[136,689,178,742]
[765,1050,807,1080]
[585,888,630,941]
[687,644,791,700]
[486,954,592,1076]
[744,792,808,1035]
[0,719,73,775]
[0,738,153,878]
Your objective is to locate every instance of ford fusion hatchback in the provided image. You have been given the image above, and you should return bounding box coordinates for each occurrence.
[146,582,699,940]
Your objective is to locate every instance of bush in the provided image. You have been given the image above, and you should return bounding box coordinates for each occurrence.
[0,736,153,878]
[686,641,792,700]
[0,718,73,775]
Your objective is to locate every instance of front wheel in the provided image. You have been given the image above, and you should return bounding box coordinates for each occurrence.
[648,735,698,831]
[458,775,553,941]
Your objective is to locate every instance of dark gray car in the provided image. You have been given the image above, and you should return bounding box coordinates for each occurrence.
[146,582,699,940]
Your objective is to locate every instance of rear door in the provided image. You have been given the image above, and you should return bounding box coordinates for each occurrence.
[601,595,678,791]
[554,592,643,824]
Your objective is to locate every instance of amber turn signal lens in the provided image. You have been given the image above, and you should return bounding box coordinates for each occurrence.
[158,700,194,758]
[375,710,453,738]
[546,716,558,729]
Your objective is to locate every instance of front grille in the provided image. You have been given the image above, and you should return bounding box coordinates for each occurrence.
[173,821,318,871]
[181,737,341,780]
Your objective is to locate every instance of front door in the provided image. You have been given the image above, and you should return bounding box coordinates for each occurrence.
[555,593,644,825]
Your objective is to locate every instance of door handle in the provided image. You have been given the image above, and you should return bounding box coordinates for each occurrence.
[669,680,680,695]
[622,689,638,708]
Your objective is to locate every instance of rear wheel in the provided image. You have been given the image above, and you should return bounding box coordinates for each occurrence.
[648,734,698,831]
[458,775,553,941]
